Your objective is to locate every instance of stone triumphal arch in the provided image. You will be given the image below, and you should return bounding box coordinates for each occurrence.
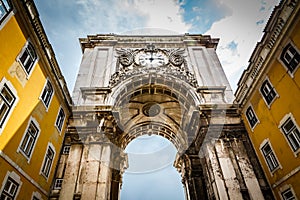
[50,34,273,200]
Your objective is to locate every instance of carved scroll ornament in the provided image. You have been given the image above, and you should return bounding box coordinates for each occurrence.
[110,48,198,88]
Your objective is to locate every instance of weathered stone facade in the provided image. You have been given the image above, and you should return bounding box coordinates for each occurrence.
[50,34,274,200]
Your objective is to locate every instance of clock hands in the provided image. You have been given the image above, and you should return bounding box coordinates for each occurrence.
[137,49,168,67]
[149,51,154,62]
[142,57,164,61]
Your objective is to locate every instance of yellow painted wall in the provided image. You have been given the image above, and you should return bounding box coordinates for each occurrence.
[0,11,68,198]
[242,17,300,199]
[0,158,48,199]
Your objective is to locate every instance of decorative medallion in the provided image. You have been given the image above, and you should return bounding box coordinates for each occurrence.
[168,48,185,66]
[142,102,161,117]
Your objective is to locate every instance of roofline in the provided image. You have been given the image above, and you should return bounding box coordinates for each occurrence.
[234,0,300,107]
[14,0,73,109]
[78,33,220,53]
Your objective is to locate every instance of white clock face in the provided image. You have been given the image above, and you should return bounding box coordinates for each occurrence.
[135,51,168,67]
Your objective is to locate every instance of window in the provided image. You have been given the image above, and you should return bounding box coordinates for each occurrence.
[0,83,16,128]
[41,145,55,178]
[19,119,39,160]
[62,145,70,154]
[31,192,41,200]
[261,142,279,172]
[0,177,19,200]
[32,196,39,200]
[245,106,258,129]
[18,42,38,76]
[281,188,296,200]
[53,179,63,190]
[0,0,12,24]
[40,79,54,109]
[280,43,300,74]
[281,117,300,152]
[260,79,277,105]
[55,107,65,132]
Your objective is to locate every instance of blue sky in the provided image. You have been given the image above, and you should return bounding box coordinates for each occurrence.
[34,0,279,92]
[34,0,279,199]
[121,135,184,200]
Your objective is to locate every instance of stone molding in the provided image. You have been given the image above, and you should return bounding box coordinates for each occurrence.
[79,34,219,51]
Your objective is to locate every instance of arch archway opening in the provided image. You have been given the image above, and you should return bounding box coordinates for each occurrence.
[120,135,185,200]
[106,73,203,200]
[109,73,202,154]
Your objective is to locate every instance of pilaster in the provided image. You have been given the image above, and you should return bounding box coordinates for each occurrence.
[59,144,83,200]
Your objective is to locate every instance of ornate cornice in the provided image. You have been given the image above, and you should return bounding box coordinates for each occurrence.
[79,34,219,52]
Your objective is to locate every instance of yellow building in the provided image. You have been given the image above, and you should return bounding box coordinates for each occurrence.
[0,0,71,199]
[235,0,300,199]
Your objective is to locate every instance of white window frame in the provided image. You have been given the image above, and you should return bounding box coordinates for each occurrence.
[55,106,65,133]
[279,113,300,156]
[279,185,297,200]
[279,41,300,78]
[17,117,40,162]
[62,145,70,155]
[259,77,278,108]
[0,77,18,134]
[31,191,42,200]
[40,143,56,180]
[245,104,259,131]
[0,171,22,200]
[39,79,54,111]
[0,0,14,30]
[53,178,63,190]
[16,40,39,78]
[260,139,281,174]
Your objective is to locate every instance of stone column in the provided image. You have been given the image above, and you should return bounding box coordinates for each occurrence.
[96,144,112,200]
[110,169,122,200]
[81,143,102,199]
[204,141,229,200]
[186,155,207,200]
[74,141,89,196]
[110,151,128,200]
[231,139,265,200]
[180,164,191,200]
[182,179,191,200]
[215,140,244,200]
[174,154,191,200]
[175,153,207,200]
[59,144,83,200]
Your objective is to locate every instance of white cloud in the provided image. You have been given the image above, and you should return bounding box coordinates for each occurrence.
[131,0,191,33]
[192,6,201,12]
[125,135,177,173]
[47,0,191,89]
[75,0,149,33]
[36,0,279,92]
[205,0,280,91]
[121,165,184,200]
[73,0,191,34]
